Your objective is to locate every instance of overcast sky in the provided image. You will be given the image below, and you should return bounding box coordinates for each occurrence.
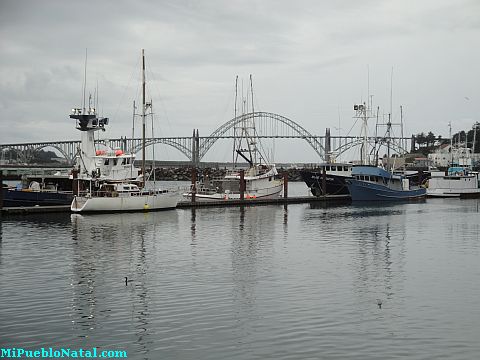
[1,0,479,162]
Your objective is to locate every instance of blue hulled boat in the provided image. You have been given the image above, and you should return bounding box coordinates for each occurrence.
[346,166,426,201]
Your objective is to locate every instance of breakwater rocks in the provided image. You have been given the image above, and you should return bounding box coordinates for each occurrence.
[152,167,304,181]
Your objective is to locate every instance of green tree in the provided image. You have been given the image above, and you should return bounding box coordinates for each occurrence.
[426,131,436,148]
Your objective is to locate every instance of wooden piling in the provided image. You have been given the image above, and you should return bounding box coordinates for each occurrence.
[0,170,3,209]
[283,172,288,198]
[191,167,197,203]
[322,166,327,196]
[239,170,245,200]
[72,169,79,196]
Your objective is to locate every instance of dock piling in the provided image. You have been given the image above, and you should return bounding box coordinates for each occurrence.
[191,168,197,203]
[0,170,3,209]
[322,166,327,196]
[72,169,79,196]
[283,172,288,198]
[240,170,245,200]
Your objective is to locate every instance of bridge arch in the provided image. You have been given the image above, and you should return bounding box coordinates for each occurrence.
[130,138,193,160]
[199,112,326,161]
[32,144,72,164]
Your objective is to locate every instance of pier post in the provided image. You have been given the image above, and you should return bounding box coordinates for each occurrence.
[283,172,288,198]
[239,170,245,200]
[72,169,79,196]
[322,166,326,196]
[191,167,196,203]
[0,170,3,209]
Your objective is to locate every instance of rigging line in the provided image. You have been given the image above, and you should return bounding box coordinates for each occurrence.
[112,56,141,121]
[345,117,360,137]
[145,66,173,137]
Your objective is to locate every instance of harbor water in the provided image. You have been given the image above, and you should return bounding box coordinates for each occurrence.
[0,182,479,359]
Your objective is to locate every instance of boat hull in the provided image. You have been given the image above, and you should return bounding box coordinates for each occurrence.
[300,170,350,196]
[426,175,480,198]
[347,179,426,201]
[71,191,180,213]
[2,188,73,207]
[184,181,283,201]
[427,188,480,198]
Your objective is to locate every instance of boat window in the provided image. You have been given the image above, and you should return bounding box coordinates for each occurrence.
[104,159,109,165]
[331,166,336,171]
[126,158,131,164]
[121,158,126,165]
[325,166,330,171]
[113,159,118,166]
[269,177,272,181]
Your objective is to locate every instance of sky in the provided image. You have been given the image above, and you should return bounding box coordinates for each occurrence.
[0,0,479,162]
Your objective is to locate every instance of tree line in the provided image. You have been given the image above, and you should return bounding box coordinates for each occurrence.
[414,126,480,154]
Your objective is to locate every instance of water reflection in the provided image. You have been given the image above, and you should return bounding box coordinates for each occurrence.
[69,211,179,352]
[350,207,407,308]
[230,206,279,321]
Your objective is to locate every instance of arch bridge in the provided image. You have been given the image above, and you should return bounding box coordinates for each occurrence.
[0,112,413,165]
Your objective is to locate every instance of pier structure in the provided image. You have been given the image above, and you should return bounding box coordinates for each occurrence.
[1,112,412,166]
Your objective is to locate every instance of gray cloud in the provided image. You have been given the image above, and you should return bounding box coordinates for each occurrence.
[1,0,479,162]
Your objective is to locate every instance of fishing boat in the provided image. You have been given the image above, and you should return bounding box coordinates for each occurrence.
[300,163,353,196]
[71,49,180,213]
[426,167,480,198]
[184,75,283,201]
[345,101,426,201]
[346,165,426,201]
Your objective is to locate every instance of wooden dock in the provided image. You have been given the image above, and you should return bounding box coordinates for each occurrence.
[0,195,350,215]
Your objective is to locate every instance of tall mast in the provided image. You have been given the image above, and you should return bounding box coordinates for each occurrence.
[233,75,238,165]
[82,48,88,114]
[142,49,146,188]
[250,74,256,165]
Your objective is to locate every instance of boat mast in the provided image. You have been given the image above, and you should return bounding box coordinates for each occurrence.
[233,76,238,165]
[142,49,146,188]
[249,74,257,165]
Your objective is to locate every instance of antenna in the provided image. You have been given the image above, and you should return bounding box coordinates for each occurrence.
[390,66,393,118]
[82,48,88,113]
[367,65,370,108]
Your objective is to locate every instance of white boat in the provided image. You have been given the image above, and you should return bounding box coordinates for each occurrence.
[71,49,181,213]
[184,75,284,201]
[192,164,283,201]
[71,182,179,212]
[427,167,480,198]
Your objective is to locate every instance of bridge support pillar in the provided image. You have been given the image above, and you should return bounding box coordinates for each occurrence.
[325,128,331,163]
[191,129,200,167]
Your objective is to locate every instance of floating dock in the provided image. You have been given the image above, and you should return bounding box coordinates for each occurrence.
[0,195,350,215]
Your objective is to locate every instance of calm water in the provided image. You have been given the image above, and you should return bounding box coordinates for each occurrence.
[1,183,479,359]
